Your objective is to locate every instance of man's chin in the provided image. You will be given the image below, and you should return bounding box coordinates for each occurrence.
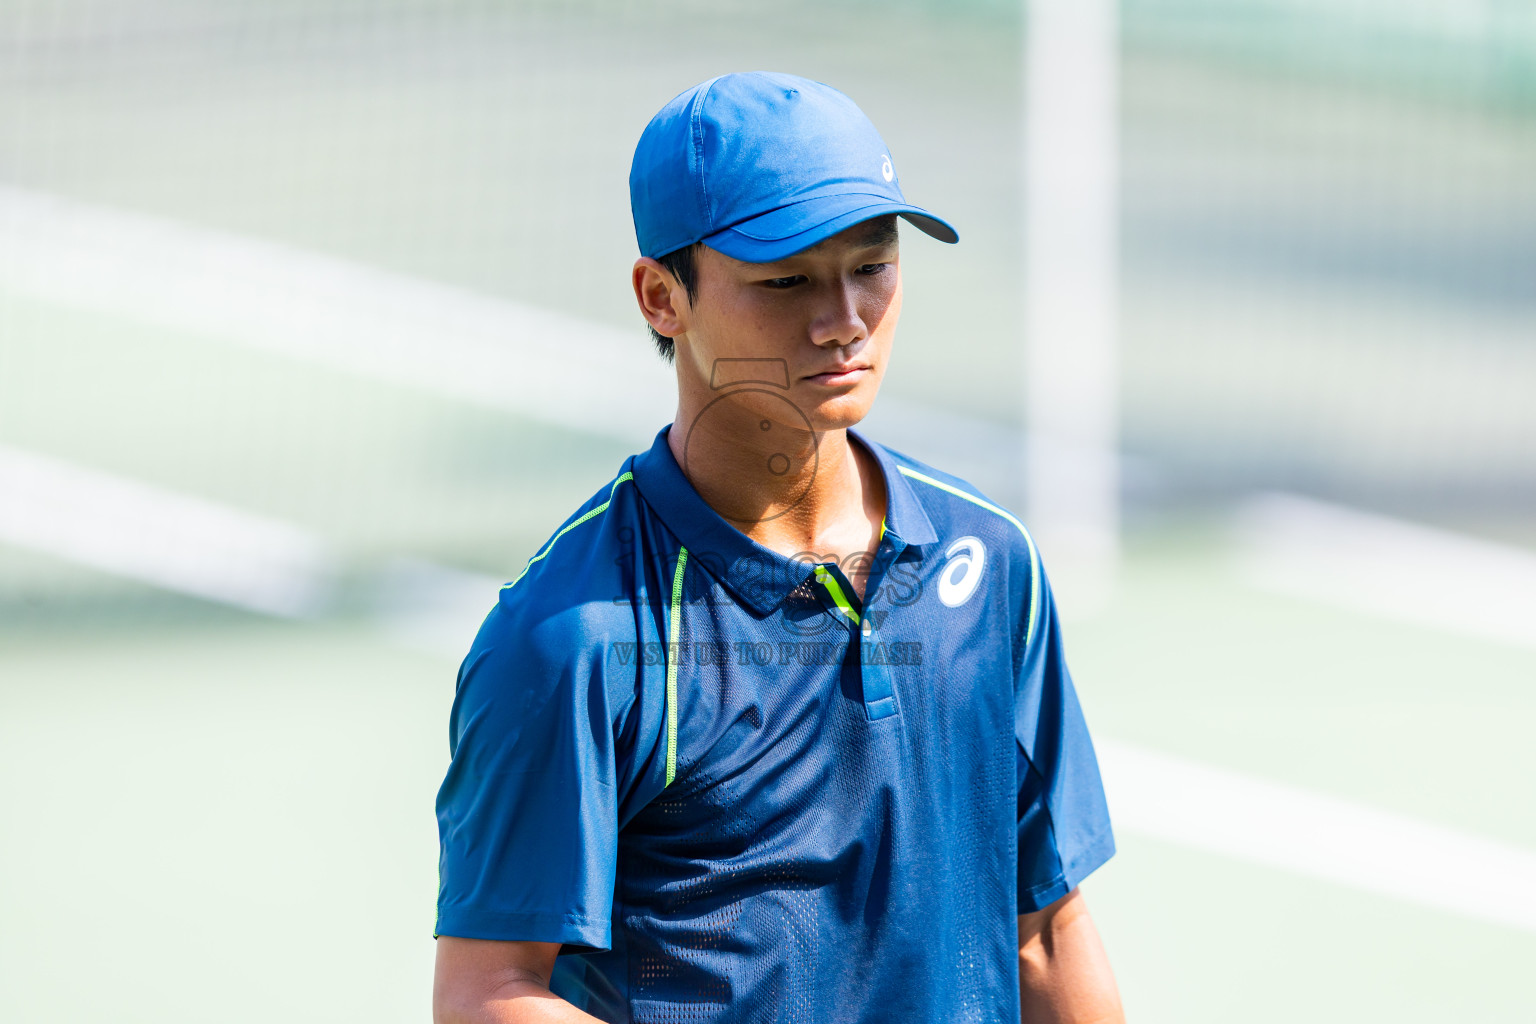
[803,388,878,433]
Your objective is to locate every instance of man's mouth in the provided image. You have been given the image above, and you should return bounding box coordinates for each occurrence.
[805,364,872,385]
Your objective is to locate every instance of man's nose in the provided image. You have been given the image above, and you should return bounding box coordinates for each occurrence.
[808,282,868,349]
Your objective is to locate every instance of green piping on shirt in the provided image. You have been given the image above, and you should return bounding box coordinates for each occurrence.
[502,471,634,592]
[665,546,689,787]
[896,466,1043,648]
[813,564,861,626]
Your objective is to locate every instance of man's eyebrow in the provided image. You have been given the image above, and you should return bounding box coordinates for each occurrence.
[854,218,900,249]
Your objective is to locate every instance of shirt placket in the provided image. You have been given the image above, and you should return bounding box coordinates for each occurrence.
[811,562,899,721]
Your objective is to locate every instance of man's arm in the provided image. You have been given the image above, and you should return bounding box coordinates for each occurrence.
[1018,888,1124,1024]
[434,937,603,1024]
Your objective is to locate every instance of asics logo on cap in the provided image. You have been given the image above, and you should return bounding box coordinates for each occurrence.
[881,154,894,182]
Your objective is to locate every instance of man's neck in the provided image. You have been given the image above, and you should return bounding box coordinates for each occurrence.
[667,413,887,596]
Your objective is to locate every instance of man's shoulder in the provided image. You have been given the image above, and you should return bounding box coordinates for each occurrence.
[472,461,653,661]
[502,461,647,598]
[870,438,1039,567]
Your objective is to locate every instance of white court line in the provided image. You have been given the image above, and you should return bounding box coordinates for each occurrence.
[1099,739,1536,934]
[0,183,1021,499]
[0,444,503,631]
[0,184,673,446]
[0,445,336,618]
[1234,492,1536,651]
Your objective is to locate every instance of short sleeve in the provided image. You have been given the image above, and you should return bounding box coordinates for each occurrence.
[1014,562,1116,913]
[434,601,628,951]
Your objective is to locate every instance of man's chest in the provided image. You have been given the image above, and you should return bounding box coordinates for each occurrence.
[619,573,1019,865]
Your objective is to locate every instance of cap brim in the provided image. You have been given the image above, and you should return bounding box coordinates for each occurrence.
[702,193,959,263]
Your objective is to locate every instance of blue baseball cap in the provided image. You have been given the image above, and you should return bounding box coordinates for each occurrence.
[630,72,959,263]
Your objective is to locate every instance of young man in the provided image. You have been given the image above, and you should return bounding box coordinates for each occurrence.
[434,72,1122,1023]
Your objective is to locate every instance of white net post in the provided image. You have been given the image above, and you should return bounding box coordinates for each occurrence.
[1023,0,1121,614]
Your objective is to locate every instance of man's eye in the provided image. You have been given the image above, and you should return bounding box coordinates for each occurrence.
[763,275,805,289]
[857,263,889,275]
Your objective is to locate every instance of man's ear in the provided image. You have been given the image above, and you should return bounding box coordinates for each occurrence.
[633,258,690,340]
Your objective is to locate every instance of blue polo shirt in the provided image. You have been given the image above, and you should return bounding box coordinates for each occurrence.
[435,424,1114,1023]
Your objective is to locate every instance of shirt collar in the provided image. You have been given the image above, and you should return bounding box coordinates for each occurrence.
[631,423,938,617]
[849,422,938,549]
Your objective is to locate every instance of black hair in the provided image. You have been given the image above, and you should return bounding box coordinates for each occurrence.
[647,244,699,363]
[858,215,900,250]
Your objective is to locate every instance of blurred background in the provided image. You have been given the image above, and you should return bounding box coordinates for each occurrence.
[2,0,1533,1020]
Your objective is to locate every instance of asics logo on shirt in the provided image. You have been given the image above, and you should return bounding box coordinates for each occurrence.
[937,536,986,607]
